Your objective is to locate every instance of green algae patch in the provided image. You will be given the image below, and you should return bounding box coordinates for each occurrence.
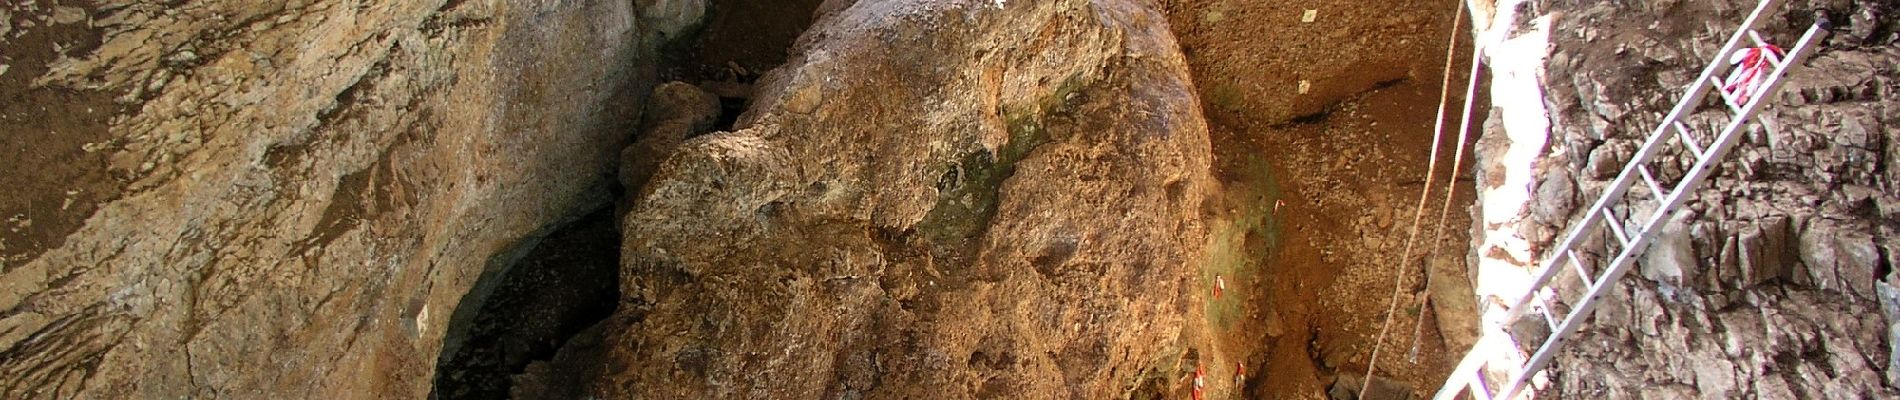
[918,76,1084,261]
[1202,154,1284,330]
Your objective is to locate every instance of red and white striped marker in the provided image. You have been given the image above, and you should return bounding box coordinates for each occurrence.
[1723,45,1784,105]
[1192,364,1207,400]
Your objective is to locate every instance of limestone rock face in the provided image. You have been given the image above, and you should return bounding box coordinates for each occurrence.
[592,0,1212,397]
[0,0,701,398]
[1468,0,1899,398]
[620,82,722,200]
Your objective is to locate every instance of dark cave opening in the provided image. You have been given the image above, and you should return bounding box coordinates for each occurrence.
[430,207,622,400]
[667,0,828,133]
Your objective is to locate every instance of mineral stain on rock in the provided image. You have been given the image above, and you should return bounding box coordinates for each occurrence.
[0,1,121,269]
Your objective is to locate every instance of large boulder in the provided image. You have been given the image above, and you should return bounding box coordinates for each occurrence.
[590,0,1213,397]
[0,0,702,398]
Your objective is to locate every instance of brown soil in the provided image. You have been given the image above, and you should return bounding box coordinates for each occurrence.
[1158,1,1484,398]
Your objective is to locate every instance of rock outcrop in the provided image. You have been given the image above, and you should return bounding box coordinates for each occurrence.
[1467,0,1899,398]
[588,0,1215,397]
[0,0,704,398]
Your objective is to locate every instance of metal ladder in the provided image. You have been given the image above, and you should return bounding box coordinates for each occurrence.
[1431,0,1827,398]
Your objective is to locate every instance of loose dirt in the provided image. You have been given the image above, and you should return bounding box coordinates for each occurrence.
[1158,1,1485,398]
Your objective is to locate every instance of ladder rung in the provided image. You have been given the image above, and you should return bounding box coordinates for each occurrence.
[1673,121,1705,157]
[1567,250,1593,284]
[1602,208,1632,248]
[1744,31,1788,69]
[1762,49,1787,70]
[1708,76,1747,114]
[1535,294,1561,330]
[1638,165,1669,199]
[1469,369,1494,400]
[1747,30,1770,49]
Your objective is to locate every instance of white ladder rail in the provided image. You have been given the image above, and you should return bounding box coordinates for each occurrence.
[1431,0,1828,398]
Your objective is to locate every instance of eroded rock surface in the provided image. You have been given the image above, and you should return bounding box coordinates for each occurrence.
[0,0,703,398]
[1469,0,1899,398]
[591,0,1214,397]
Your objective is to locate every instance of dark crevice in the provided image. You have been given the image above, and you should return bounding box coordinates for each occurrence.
[430,207,622,400]
[664,0,828,133]
[713,95,748,132]
[1282,109,1334,126]
[1270,77,1409,129]
[430,1,826,399]
[1876,245,1893,282]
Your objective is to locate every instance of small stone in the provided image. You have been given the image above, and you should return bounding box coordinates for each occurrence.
[1202,10,1225,24]
[1584,143,1623,180]
[1735,217,1793,287]
[164,50,200,67]
[1877,281,1900,324]
[52,6,87,25]
[1531,167,1576,224]
[146,72,171,94]
[1301,9,1318,23]
[1888,323,1900,387]
[1641,210,1695,288]
[1798,221,1881,300]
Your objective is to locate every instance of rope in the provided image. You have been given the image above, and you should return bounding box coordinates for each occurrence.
[1405,21,1493,363]
[1414,42,1487,360]
[1360,1,1474,395]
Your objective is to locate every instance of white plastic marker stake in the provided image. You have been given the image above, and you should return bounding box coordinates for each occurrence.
[1302,9,1318,23]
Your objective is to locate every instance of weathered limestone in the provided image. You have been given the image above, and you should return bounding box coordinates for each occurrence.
[0,0,704,398]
